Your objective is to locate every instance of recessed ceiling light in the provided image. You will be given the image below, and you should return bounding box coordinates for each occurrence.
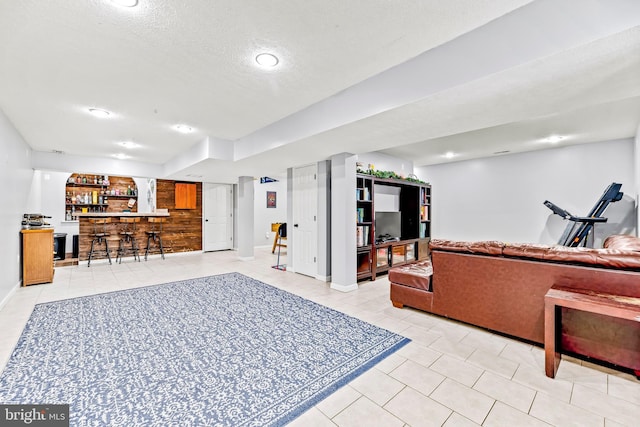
[88,108,111,118]
[173,124,194,134]
[117,141,139,149]
[255,53,279,68]
[542,135,566,144]
[443,151,457,159]
[110,0,138,7]
[113,153,130,160]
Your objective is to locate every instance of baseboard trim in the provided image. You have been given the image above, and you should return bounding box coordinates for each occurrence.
[316,274,331,282]
[330,282,358,293]
[0,281,21,310]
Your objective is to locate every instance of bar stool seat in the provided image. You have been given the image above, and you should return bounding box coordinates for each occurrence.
[88,218,112,267]
[145,217,166,260]
[116,217,141,263]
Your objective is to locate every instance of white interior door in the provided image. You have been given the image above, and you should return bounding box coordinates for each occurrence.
[203,183,233,251]
[292,164,317,277]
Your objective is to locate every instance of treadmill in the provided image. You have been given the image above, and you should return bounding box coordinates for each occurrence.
[543,182,623,247]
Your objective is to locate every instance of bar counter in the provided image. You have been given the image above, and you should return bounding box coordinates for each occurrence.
[75,212,170,218]
[76,212,170,262]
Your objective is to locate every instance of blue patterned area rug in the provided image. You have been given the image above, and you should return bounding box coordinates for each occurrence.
[0,273,409,426]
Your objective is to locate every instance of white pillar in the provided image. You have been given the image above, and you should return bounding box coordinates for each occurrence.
[316,160,331,282]
[237,176,254,260]
[330,153,358,292]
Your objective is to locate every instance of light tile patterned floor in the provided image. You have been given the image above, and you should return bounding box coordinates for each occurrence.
[1,248,639,426]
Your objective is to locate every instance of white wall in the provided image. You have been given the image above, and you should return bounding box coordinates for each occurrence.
[38,171,78,256]
[416,139,637,246]
[253,177,287,247]
[0,109,37,306]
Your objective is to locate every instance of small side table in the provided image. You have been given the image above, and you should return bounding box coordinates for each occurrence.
[544,285,640,378]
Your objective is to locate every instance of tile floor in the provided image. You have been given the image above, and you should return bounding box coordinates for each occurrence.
[1,248,639,426]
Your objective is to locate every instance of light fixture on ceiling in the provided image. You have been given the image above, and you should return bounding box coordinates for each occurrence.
[255,52,279,68]
[173,124,194,134]
[88,108,111,118]
[443,151,457,159]
[542,135,566,144]
[110,0,138,7]
[117,141,139,149]
[113,153,130,160]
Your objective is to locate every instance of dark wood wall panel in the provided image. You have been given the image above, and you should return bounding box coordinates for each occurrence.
[156,180,202,254]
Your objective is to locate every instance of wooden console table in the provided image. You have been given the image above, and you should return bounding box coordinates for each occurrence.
[544,285,640,378]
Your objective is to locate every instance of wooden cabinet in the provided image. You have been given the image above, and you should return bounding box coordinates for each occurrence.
[374,240,418,272]
[175,183,197,209]
[356,173,431,281]
[21,229,54,286]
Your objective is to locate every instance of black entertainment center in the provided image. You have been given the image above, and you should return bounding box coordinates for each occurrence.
[356,173,431,280]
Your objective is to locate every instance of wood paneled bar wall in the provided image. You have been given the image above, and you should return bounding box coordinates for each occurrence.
[156,179,203,253]
[75,179,202,261]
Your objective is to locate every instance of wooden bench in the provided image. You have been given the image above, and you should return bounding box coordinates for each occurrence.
[544,285,640,378]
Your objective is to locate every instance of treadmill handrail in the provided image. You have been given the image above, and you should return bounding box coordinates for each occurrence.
[543,182,622,247]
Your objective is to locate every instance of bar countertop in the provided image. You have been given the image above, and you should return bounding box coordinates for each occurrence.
[74,212,170,217]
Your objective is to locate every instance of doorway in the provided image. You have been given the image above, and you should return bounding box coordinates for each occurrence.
[292,164,318,277]
[203,183,233,251]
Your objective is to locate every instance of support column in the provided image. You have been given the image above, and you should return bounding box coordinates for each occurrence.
[635,123,640,235]
[237,176,254,260]
[316,160,331,282]
[330,153,358,292]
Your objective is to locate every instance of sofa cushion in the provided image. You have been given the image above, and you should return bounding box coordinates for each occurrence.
[502,244,640,269]
[388,260,433,291]
[604,234,640,252]
[432,237,640,270]
[429,239,504,256]
[502,243,550,259]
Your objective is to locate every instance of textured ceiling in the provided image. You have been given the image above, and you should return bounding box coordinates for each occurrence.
[0,0,638,183]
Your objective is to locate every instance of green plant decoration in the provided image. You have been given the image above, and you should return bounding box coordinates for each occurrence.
[356,168,428,185]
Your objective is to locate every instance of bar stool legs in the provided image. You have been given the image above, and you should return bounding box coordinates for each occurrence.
[116,217,141,263]
[145,217,166,260]
[87,218,112,267]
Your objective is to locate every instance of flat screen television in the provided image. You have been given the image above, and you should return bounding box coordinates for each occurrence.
[375,211,401,241]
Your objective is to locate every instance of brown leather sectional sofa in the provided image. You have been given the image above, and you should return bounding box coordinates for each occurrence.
[389,235,640,374]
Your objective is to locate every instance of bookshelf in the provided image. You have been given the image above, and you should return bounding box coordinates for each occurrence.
[356,173,431,280]
[419,186,431,239]
[356,176,374,279]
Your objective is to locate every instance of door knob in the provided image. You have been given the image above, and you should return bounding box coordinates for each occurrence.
[294,224,299,227]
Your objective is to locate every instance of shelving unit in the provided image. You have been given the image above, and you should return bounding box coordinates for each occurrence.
[356,176,374,280]
[420,186,431,238]
[65,174,138,220]
[356,173,431,281]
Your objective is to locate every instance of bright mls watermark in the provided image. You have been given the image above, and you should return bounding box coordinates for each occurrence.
[0,405,69,426]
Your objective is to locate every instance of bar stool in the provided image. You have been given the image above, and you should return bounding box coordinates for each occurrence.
[145,217,166,260]
[116,217,141,263]
[87,218,112,267]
